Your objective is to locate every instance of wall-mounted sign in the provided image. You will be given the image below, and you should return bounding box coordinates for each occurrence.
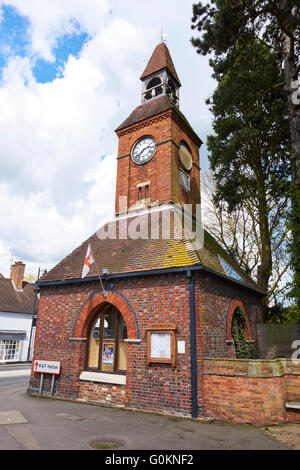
[177,340,185,354]
[147,325,176,367]
[34,359,61,375]
[150,333,171,359]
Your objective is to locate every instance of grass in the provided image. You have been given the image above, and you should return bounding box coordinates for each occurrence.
[90,439,122,450]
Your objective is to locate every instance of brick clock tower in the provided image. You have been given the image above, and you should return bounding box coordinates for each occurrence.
[114,41,202,216]
[29,39,265,424]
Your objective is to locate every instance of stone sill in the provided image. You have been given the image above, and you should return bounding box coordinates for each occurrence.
[79,371,126,386]
[285,402,300,410]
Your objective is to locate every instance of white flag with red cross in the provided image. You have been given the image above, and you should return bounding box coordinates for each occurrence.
[82,243,94,278]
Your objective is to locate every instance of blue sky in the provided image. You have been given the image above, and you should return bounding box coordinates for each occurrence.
[0,6,29,71]
[0,5,89,83]
[0,0,215,277]
[33,29,89,83]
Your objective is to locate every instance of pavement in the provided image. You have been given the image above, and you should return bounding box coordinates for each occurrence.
[264,424,300,450]
[0,363,297,451]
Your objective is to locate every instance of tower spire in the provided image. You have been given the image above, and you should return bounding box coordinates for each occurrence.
[140,41,181,107]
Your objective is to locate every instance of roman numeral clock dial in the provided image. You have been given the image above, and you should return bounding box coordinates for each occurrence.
[131,136,156,164]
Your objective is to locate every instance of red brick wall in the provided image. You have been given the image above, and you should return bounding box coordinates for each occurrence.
[78,381,126,407]
[29,274,194,416]
[195,272,263,359]
[28,271,264,418]
[115,110,201,214]
[202,358,300,425]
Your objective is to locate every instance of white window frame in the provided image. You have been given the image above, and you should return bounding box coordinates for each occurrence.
[0,339,21,362]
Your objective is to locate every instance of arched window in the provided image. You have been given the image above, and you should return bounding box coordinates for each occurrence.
[231,307,254,359]
[145,77,162,100]
[167,79,176,93]
[147,77,161,90]
[86,305,128,373]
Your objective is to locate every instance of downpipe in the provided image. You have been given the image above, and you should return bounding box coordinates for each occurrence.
[187,270,198,418]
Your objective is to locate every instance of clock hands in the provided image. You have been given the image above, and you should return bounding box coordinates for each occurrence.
[138,144,150,158]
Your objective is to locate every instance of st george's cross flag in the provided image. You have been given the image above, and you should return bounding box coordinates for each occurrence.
[82,243,94,278]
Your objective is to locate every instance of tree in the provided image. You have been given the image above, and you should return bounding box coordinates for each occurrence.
[198,39,290,304]
[201,170,292,308]
[24,272,38,283]
[191,0,300,300]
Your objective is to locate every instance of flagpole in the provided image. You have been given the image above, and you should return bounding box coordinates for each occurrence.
[89,242,108,298]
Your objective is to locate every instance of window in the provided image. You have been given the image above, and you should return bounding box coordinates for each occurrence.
[179,169,191,192]
[147,77,161,90]
[0,340,21,362]
[145,77,162,100]
[87,305,128,373]
[231,307,254,359]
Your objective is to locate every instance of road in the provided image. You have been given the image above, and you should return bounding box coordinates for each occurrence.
[0,364,31,388]
[0,366,290,451]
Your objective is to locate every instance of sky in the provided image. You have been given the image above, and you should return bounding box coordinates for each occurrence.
[0,0,216,278]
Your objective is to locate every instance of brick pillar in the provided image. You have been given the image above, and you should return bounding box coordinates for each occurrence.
[10,261,25,290]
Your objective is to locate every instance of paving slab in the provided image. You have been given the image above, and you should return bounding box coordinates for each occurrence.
[0,410,27,425]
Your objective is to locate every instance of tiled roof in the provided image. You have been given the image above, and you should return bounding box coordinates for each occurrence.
[140,42,181,85]
[0,278,37,314]
[115,95,201,146]
[38,207,258,291]
[115,95,172,132]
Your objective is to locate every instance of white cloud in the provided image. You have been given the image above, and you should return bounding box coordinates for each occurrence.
[0,0,111,60]
[0,0,215,277]
[0,153,116,277]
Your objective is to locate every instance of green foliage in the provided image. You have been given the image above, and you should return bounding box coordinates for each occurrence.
[206,40,290,211]
[24,272,38,283]
[200,38,291,299]
[265,303,300,324]
[191,1,300,61]
[231,307,254,359]
[191,0,300,317]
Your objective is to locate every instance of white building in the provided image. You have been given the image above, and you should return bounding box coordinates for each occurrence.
[0,262,37,363]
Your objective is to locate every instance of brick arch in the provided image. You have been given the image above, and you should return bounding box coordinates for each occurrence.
[72,289,140,340]
[226,296,251,341]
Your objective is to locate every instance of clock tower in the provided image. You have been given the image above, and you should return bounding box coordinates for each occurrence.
[115,41,202,216]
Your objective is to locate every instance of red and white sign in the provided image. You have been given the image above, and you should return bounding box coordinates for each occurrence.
[34,360,61,375]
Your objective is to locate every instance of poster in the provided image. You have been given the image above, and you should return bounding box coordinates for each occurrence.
[150,333,171,359]
[102,343,114,364]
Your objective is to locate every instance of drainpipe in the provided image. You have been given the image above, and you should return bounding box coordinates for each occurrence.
[187,270,198,418]
[27,267,40,363]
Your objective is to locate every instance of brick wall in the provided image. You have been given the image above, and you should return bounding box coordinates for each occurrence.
[195,272,263,359]
[115,110,201,214]
[28,274,194,416]
[202,358,300,424]
[78,381,126,407]
[28,270,264,419]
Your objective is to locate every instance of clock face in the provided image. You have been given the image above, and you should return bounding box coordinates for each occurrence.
[131,136,156,164]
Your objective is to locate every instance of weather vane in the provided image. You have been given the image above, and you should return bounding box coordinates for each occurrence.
[161,26,168,44]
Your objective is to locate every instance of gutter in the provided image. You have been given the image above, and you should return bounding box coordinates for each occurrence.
[35,264,265,296]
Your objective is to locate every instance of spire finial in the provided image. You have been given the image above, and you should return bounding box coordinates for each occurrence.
[161,26,168,44]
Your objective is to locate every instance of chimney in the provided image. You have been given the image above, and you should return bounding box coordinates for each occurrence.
[10,261,25,291]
